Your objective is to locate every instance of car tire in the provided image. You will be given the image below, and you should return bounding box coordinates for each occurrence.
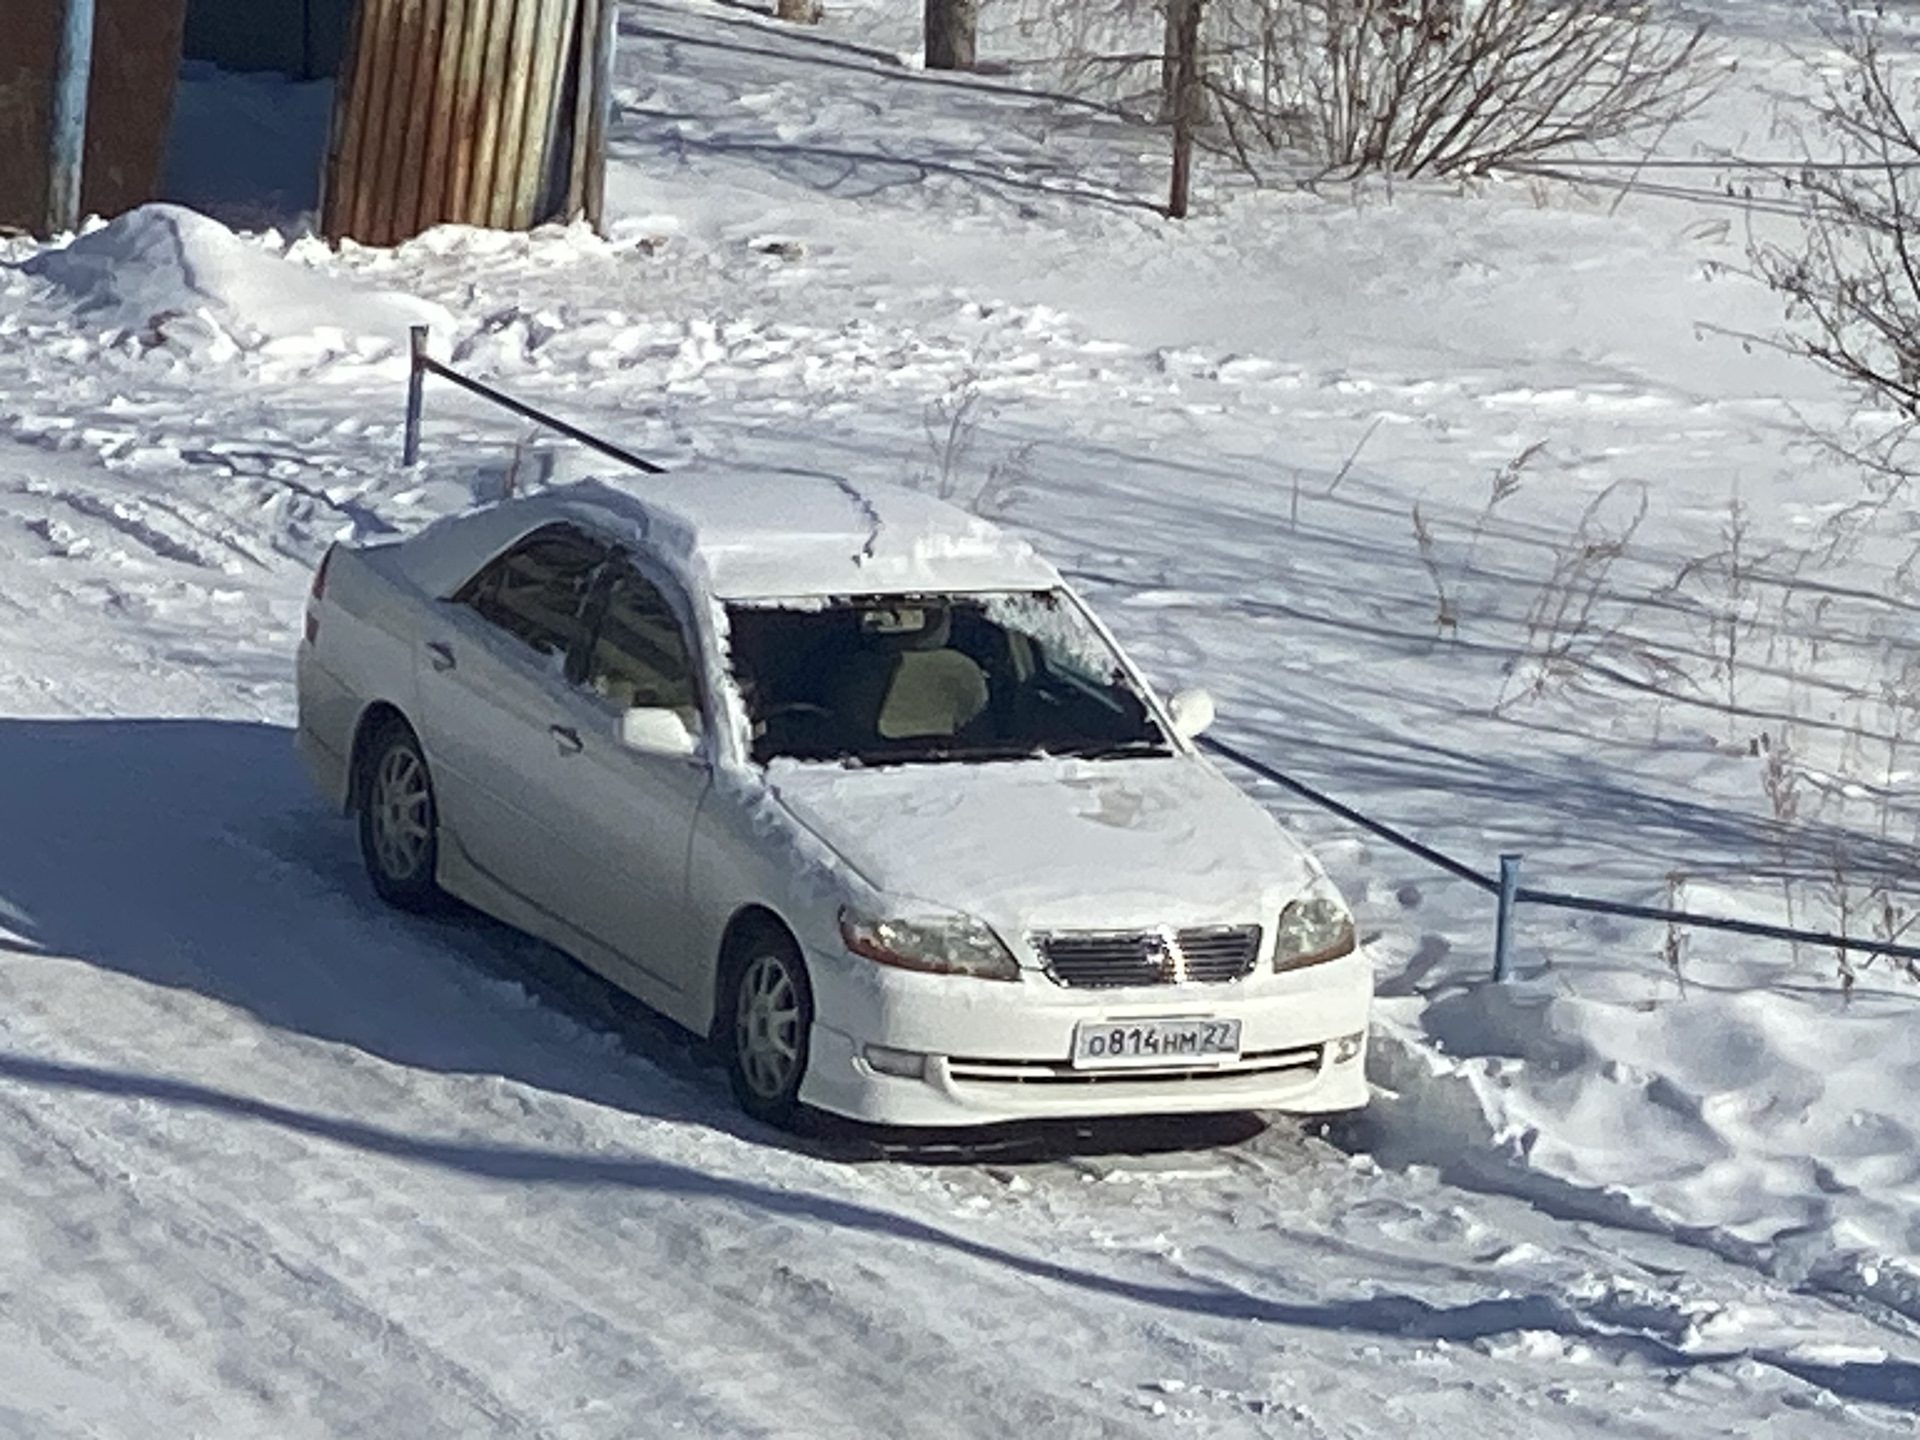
[357,719,442,912]
[722,925,814,1128]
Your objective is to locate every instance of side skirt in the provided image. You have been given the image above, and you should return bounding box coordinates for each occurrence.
[436,829,705,1036]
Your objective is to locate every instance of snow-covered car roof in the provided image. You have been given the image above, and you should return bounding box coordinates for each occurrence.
[388,468,1062,601]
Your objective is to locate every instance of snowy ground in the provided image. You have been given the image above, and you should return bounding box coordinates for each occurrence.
[4,0,1920,1431]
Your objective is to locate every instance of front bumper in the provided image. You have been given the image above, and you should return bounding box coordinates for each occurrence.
[795,945,1372,1127]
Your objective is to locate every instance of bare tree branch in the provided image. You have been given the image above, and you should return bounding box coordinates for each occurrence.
[1750,7,1920,496]
[1195,0,1712,180]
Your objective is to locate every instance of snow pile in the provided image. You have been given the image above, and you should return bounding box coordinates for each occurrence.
[19,203,450,360]
[1370,983,1920,1300]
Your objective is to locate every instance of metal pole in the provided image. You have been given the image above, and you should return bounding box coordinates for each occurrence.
[1493,852,1522,983]
[403,325,429,466]
[46,0,96,237]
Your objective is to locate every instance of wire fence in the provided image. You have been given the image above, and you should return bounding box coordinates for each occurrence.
[402,326,664,475]
[397,335,1920,990]
[1200,735,1920,984]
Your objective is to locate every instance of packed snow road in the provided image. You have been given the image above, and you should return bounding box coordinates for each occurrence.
[0,438,1915,1436]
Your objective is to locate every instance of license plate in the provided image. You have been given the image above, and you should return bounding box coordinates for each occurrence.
[1071,1017,1242,1070]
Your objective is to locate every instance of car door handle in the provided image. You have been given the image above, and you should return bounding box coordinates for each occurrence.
[426,640,456,672]
[550,724,583,755]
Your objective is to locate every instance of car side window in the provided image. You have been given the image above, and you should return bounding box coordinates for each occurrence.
[580,563,700,717]
[453,525,607,659]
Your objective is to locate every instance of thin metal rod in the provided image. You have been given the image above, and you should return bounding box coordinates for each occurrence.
[46,0,96,237]
[1201,734,1920,970]
[1198,736,1499,894]
[1515,886,1920,964]
[401,327,666,474]
[403,325,428,467]
[1493,853,1521,983]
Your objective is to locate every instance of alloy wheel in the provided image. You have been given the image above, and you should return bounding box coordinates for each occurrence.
[733,950,804,1101]
[370,742,433,883]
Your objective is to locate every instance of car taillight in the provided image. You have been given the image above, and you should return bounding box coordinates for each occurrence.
[310,545,335,602]
[305,545,336,645]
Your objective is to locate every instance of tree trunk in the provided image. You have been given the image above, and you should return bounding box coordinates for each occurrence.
[1160,0,1185,123]
[924,0,976,71]
[1166,0,1202,218]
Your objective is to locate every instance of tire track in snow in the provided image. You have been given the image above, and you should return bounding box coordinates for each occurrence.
[0,1082,538,1438]
[0,1011,1153,1438]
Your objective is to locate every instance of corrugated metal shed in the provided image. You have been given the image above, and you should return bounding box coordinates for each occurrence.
[0,0,187,235]
[321,0,613,246]
[181,0,354,80]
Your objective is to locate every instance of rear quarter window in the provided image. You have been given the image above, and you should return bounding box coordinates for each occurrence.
[453,525,607,657]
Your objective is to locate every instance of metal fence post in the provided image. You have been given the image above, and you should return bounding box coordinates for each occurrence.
[1493,852,1522,983]
[46,0,96,237]
[403,325,428,466]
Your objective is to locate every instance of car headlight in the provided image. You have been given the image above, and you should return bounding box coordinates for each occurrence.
[838,908,1021,981]
[1274,888,1356,972]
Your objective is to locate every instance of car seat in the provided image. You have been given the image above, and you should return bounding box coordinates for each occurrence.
[834,606,989,743]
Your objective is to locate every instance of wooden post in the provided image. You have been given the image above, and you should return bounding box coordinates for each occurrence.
[507,0,572,229]
[46,0,96,236]
[1166,0,1202,220]
[924,0,976,71]
[583,0,615,234]
[563,0,600,221]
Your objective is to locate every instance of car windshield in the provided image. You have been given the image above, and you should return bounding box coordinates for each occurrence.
[726,590,1172,766]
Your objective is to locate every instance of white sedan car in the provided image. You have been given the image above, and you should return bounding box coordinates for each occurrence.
[295,471,1371,1128]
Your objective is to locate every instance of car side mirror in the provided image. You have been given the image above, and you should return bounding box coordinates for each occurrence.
[1167,687,1216,741]
[619,706,700,758]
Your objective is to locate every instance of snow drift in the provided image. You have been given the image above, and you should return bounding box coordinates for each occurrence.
[18,203,449,359]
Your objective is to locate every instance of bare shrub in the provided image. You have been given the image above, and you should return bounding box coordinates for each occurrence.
[911,371,1036,515]
[1496,478,1649,708]
[1661,484,1770,741]
[1661,870,1688,997]
[1201,0,1713,179]
[1749,10,1920,510]
[921,373,985,502]
[1409,438,1539,637]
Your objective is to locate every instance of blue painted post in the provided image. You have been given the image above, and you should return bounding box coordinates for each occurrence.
[403,326,429,466]
[1493,852,1522,983]
[46,0,96,237]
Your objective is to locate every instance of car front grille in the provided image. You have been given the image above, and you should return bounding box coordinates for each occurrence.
[946,1045,1322,1086]
[1035,925,1262,988]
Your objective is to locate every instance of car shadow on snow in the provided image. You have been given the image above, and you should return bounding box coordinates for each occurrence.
[4,719,1916,1405]
[5,1047,1914,1407]
[0,716,1270,1164]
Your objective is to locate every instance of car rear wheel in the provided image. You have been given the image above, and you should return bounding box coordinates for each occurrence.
[724,927,814,1127]
[358,720,441,911]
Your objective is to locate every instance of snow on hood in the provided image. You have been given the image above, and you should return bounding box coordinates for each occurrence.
[19,204,450,354]
[763,753,1320,941]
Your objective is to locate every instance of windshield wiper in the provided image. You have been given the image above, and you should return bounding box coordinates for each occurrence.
[1047,738,1171,760]
[849,741,1045,766]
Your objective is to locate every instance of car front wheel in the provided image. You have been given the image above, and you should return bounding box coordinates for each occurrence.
[358,720,441,911]
[724,927,814,1127]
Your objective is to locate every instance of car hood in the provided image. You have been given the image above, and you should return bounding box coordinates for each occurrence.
[762,753,1319,939]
